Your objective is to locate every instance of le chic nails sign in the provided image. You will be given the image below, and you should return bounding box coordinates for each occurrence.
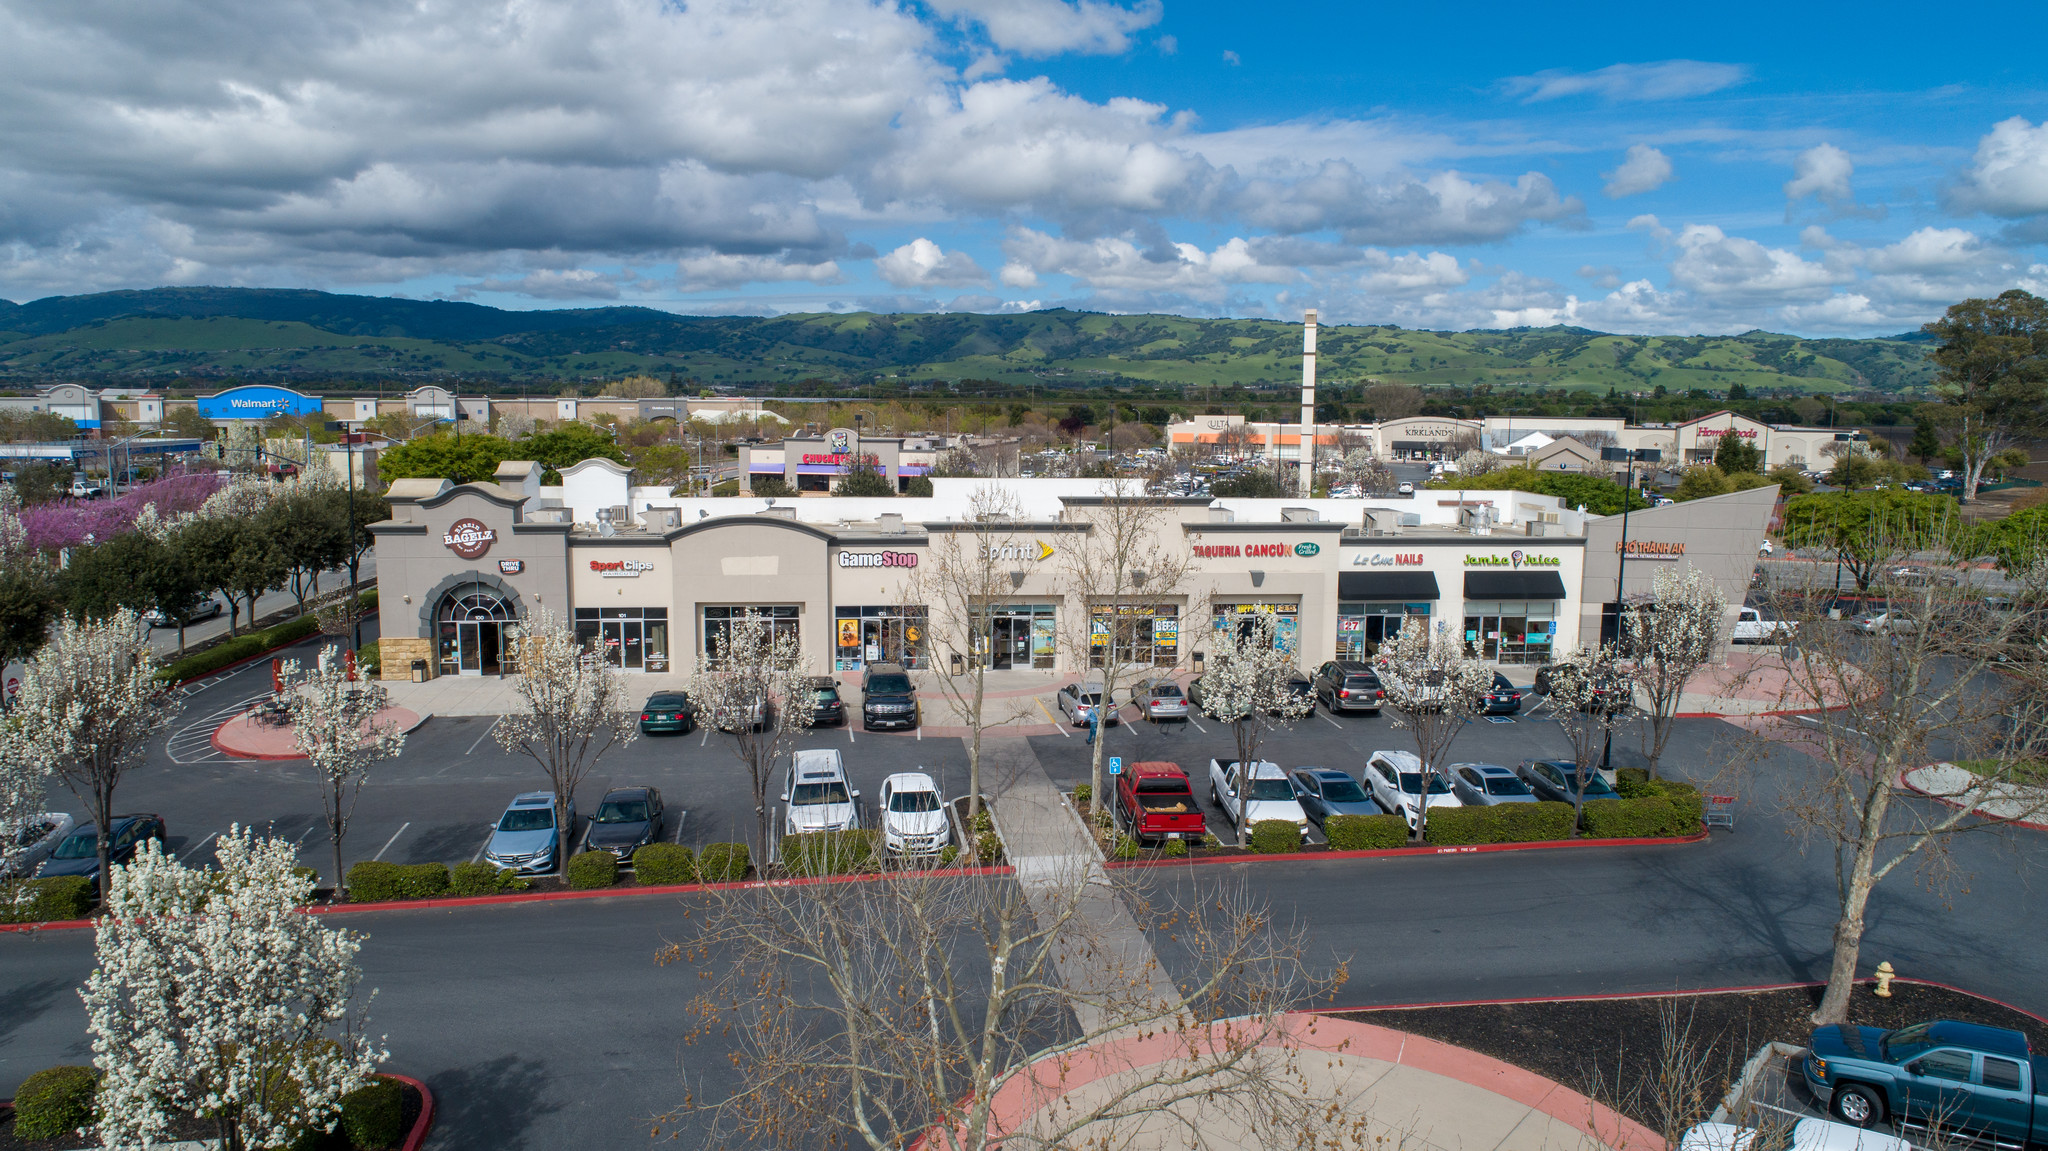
[589,559,656,578]
[443,518,496,559]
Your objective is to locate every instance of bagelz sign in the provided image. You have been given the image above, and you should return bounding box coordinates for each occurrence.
[442,518,496,559]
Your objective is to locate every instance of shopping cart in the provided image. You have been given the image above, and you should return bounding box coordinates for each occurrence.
[1703,794,1737,832]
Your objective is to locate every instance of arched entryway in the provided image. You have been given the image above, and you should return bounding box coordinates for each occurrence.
[436,583,518,676]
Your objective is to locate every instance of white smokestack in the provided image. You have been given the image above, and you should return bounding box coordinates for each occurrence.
[1299,309,1317,495]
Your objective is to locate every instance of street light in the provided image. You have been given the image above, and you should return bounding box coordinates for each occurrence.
[1599,446,1663,642]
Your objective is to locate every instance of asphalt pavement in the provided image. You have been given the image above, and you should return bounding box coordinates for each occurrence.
[4,669,2045,1149]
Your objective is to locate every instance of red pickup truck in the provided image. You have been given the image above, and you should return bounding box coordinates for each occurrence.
[1114,762,1207,844]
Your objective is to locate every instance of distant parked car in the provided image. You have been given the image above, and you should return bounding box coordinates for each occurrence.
[860,662,919,732]
[1449,764,1537,806]
[1852,610,1918,635]
[1289,769,1379,830]
[38,814,166,889]
[485,792,574,875]
[1313,661,1384,715]
[1206,758,1308,839]
[1363,751,1460,830]
[638,691,696,735]
[144,597,224,628]
[1516,759,1619,805]
[1114,761,1206,844]
[805,676,846,727]
[1055,681,1120,727]
[1478,672,1523,715]
[1532,664,1631,713]
[5,812,75,879]
[1731,608,1796,645]
[1128,678,1189,723]
[1396,481,1414,494]
[879,772,947,857]
[783,748,860,835]
[580,786,664,860]
[1678,1118,1912,1151]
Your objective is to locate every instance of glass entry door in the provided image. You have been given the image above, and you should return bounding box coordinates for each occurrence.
[455,621,502,674]
[601,619,645,670]
[989,617,1033,670]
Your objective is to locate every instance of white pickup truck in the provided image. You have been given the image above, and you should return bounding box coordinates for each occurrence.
[1206,758,1309,838]
[1730,607,1796,644]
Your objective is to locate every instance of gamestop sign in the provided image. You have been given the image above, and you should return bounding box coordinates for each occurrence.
[838,550,919,569]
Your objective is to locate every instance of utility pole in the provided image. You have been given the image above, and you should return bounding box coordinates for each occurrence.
[1299,309,1317,496]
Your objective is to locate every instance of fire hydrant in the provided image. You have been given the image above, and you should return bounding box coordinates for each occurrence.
[1874,961,1896,998]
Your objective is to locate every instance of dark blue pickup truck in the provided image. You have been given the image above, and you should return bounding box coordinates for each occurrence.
[1804,1020,2048,1147]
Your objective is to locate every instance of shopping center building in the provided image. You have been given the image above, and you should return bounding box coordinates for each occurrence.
[367,463,1773,682]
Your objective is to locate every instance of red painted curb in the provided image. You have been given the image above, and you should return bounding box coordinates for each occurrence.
[386,1073,435,1151]
[0,864,1018,931]
[1898,769,2048,833]
[1103,829,1710,868]
[1317,977,2048,1028]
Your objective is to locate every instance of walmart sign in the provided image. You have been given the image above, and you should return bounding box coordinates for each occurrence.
[195,385,324,421]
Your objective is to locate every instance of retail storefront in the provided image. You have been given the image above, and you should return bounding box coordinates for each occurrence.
[1090,604,1182,669]
[981,603,1057,670]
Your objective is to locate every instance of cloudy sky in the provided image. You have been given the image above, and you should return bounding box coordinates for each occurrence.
[3,0,2046,335]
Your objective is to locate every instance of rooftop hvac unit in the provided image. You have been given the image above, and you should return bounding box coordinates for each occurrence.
[1397,513,1421,527]
[609,504,628,525]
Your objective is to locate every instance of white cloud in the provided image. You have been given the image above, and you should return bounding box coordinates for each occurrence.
[1501,60,1748,103]
[873,237,986,287]
[1784,144,1855,203]
[676,251,840,291]
[997,227,1299,302]
[1602,144,1674,198]
[1949,116,2048,218]
[1235,165,1582,244]
[924,0,1161,57]
[1356,249,1468,294]
[463,269,625,299]
[1669,224,1848,300]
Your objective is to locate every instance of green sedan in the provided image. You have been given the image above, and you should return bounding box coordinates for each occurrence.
[638,691,697,735]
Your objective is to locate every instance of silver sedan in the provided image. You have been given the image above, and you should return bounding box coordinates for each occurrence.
[1128,678,1189,722]
[1054,682,1120,727]
[1448,763,1538,806]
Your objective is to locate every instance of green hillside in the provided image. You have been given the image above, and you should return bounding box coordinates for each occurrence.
[0,287,1940,395]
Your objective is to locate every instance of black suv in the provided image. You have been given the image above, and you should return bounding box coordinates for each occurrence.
[860,662,920,731]
[1312,660,1384,715]
[806,676,847,726]
[38,814,167,888]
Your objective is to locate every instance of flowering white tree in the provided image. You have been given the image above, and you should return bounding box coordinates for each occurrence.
[493,608,637,874]
[84,829,384,1151]
[689,611,813,859]
[1621,566,1726,778]
[11,610,182,888]
[1542,644,1634,826]
[1198,609,1314,843]
[285,647,407,899]
[1374,621,1492,841]
[0,733,52,880]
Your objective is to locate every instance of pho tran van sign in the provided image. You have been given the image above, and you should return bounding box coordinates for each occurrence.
[1617,540,1687,559]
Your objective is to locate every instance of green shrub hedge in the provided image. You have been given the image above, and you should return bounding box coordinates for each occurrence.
[345,861,451,903]
[1072,784,1093,806]
[1247,819,1302,854]
[155,591,378,683]
[1423,802,1577,845]
[448,861,529,896]
[355,639,381,675]
[1580,796,1701,838]
[1322,813,1409,851]
[698,842,750,882]
[339,1075,404,1150]
[1111,835,1140,860]
[1162,837,1189,858]
[566,851,619,890]
[1614,767,1651,792]
[975,829,1004,865]
[631,843,696,885]
[0,876,95,923]
[11,1065,98,1140]
[781,830,880,876]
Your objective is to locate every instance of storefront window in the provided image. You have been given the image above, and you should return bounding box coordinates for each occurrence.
[702,605,800,665]
[573,607,670,672]
[1461,601,1556,665]
[1335,602,1432,660]
[437,584,517,677]
[1211,602,1300,651]
[975,604,1056,671]
[1090,604,1179,669]
[833,605,930,671]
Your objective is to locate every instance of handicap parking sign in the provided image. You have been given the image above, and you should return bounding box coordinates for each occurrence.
[1109,757,1123,775]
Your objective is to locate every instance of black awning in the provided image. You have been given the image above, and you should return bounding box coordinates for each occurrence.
[1339,571,1441,600]
[1464,571,1569,600]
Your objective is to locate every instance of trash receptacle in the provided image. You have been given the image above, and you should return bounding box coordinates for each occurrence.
[950,653,965,676]
[1191,651,1205,674]
[410,659,427,683]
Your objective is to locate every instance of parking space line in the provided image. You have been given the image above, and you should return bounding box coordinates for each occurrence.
[845,725,856,743]
[671,810,689,844]
[470,830,494,864]
[465,717,501,756]
[1186,717,1208,734]
[1035,697,1069,736]
[371,822,410,862]
[700,728,711,747]
[176,829,225,863]
[1319,711,1344,729]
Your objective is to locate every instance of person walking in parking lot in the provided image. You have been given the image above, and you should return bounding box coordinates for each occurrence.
[1085,706,1100,746]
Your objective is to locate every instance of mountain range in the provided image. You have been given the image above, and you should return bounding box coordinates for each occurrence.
[0,287,1939,395]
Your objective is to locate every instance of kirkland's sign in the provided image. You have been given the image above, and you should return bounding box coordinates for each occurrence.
[195,385,325,421]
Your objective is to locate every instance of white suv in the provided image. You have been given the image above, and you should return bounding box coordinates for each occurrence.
[782,748,860,835]
[879,772,948,857]
[1364,750,1462,830]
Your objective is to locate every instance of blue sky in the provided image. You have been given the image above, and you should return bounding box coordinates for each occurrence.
[2,0,2045,335]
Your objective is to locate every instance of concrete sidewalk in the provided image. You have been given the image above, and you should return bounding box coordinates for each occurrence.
[1903,763,2048,829]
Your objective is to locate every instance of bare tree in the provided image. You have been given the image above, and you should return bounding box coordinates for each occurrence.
[1195,609,1314,843]
[1374,620,1491,840]
[1057,481,1196,820]
[492,608,638,874]
[9,611,183,891]
[1746,558,2048,1024]
[913,485,1043,825]
[659,864,1352,1151]
[688,610,815,857]
[1541,644,1634,827]
[1362,382,1424,421]
[1621,566,1726,779]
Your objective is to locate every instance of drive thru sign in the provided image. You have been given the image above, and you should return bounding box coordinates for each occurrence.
[1110,757,1123,775]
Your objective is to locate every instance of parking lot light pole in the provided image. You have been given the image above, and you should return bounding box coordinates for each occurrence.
[1600,447,1662,643]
